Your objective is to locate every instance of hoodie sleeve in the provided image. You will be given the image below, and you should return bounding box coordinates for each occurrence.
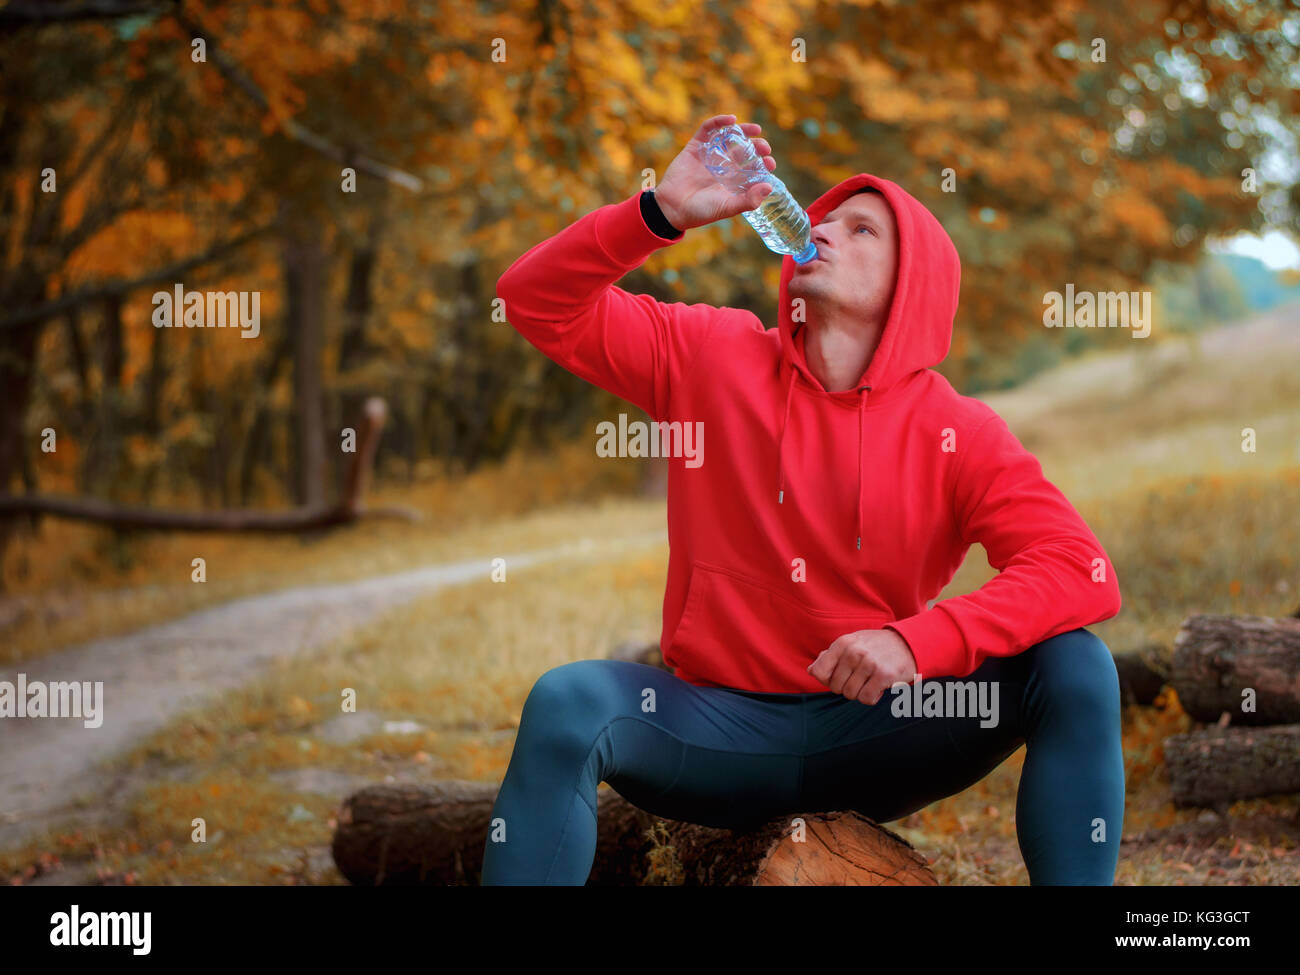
[495,190,720,423]
[884,412,1122,680]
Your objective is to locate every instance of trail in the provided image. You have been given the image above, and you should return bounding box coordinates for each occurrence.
[0,530,666,849]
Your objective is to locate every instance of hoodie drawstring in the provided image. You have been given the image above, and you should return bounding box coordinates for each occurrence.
[776,352,871,553]
[776,364,797,505]
[856,387,869,550]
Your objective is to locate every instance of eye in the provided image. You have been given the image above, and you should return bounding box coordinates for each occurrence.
[856,225,875,236]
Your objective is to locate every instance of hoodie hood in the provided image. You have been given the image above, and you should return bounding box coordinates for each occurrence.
[773,173,962,550]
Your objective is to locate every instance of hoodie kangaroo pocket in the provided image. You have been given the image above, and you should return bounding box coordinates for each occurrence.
[664,559,892,691]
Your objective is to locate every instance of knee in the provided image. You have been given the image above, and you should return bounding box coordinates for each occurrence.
[1028,628,1121,717]
[516,660,623,751]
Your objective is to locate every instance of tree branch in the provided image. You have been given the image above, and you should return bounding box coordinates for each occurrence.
[171,4,423,192]
[0,223,274,330]
[0,494,420,532]
[0,397,421,531]
[0,1,165,28]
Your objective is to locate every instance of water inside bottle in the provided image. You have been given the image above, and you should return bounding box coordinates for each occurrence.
[703,124,817,263]
[741,178,815,259]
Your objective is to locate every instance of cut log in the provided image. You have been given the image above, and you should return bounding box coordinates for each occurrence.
[1113,649,1167,706]
[331,780,935,886]
[1171,614,1300,725]
[608,640,666,669]
[331,780,496,885]
[654,808,937,886]
[1164,724,1300,806]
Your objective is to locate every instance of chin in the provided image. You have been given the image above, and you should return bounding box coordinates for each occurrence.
[789,280,825,300]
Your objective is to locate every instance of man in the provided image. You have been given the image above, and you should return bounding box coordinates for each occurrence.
[483,114,1124,885]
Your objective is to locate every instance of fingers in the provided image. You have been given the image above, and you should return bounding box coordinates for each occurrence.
[694,114,738,141]
[827,656,859,696]
[841,662,874,701]
[856,674,891,707]
[694,116,765,145]
[807,642,840,684]
[841,654,876,698]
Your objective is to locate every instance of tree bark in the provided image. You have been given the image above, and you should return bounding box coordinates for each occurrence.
[1171,614,1300,724]
[1164,724,1300,807]
[331,780,936,886]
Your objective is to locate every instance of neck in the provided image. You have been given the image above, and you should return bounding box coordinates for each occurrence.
[801,307,883,393]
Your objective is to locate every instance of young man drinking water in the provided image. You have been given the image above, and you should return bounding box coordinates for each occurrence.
[483,113,1125,885]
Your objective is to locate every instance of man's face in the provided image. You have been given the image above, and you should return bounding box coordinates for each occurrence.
[789,191,899,329]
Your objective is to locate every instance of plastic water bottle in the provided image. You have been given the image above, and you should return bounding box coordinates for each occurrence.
[703,124,818,265]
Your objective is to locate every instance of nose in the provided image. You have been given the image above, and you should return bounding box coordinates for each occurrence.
[812,227,831,252]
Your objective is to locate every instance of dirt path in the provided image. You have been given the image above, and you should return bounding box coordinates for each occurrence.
[0,530,666,848]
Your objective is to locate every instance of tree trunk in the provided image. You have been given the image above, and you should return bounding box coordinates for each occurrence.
[236,332,290,504]
[0,398,415,531]
[0,98,49,557]
[140,309,168,500]
[0,304,45,590]
[335,205,386,491]
[282,206,327,509]
[81,294,126,498]
[64,308,95,490]
[1164,724,1300,807]
[331,780,936,886]
[1171,614,1300,724]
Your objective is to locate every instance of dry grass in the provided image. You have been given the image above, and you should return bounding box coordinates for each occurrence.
[5,455,1299,884]
[4,305,1299,884]
[2,545,668,883]
[0,437,652,665]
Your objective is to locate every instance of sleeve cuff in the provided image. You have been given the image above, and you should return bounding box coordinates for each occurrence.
[885,605,970,680]
[640,190,684,240]
[593,191,684,266]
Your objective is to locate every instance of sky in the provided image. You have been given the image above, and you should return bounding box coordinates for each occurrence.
[1216,230,1300,271]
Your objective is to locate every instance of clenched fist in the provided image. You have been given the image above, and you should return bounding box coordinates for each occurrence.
[653,113,777,232]
[807,628,919,705]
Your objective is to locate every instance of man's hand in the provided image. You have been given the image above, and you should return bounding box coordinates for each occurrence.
[654,114,777,232]
[807,629,918,705]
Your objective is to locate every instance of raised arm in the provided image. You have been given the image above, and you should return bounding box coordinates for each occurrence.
[495,115,777,421]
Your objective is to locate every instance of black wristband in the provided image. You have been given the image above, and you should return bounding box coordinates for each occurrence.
[640,190,684,240]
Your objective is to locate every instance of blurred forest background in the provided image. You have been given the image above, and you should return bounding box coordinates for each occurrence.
[2,0,1299,885]
[2,0,1297,584]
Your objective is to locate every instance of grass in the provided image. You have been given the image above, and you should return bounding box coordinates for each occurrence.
[3,303,1299,884]
[5,457,1298,884]
[0,437,651,666]
[2,545,669,883]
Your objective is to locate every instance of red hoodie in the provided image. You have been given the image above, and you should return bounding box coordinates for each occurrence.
[496,173,1121,691]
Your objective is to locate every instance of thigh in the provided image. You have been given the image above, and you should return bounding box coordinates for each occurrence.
[798,665,1028,823]
[589,665,808,829]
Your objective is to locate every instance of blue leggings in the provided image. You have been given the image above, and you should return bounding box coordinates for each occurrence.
[480,627,1125,885]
